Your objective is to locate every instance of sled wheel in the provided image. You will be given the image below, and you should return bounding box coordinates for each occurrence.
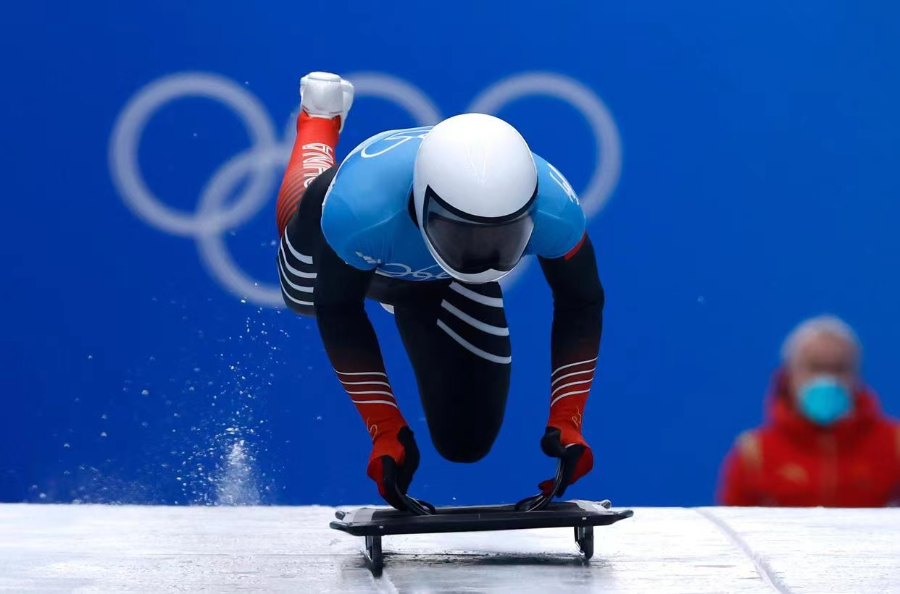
[575,526,594,560]
[365,535,383,577]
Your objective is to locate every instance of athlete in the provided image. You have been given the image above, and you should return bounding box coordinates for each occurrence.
[275,72,604,510]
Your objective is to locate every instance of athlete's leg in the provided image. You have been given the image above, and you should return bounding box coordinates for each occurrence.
[275,73,350,315]
[277,166,337,316]
[275,74,345,237]
[393,281,511,462]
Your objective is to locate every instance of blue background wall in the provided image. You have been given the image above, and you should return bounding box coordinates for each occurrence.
[2,0,898,506]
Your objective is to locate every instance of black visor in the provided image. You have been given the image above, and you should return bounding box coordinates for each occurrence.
[423,184,537,275]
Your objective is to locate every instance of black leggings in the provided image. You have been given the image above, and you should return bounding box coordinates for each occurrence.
[278,168,511,462]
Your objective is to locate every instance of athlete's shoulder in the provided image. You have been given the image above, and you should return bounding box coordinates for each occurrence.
[321,126,432,269]
[325,126,431,222]
[333,126,432,197]
[528,153,587,259]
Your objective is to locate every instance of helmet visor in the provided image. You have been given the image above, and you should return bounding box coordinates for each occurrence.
[423,185,536,275]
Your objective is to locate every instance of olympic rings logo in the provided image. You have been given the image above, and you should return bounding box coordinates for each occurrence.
[109,71,622,307]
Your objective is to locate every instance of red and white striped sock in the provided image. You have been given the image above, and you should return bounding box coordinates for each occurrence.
[275,112,340,237]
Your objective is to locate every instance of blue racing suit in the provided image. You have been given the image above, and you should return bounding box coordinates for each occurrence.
[276,124,604,509]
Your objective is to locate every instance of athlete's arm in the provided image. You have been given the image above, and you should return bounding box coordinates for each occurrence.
[541,233,603,416]
[540,233,604,404]
[533,233,602,494]
[523,152,603,493]
[314,229,419,509]
[314,240,390,402]
[313,235,409,430]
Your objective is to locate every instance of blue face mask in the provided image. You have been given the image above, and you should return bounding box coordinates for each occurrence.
[797,377,852,426]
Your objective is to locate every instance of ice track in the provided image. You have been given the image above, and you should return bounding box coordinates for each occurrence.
[1,504,898,593]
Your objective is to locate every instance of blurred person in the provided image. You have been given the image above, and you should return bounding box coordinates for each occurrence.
[718,316,900,507]
[274,73,603,509]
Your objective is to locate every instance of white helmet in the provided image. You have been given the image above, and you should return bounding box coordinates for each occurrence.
[413,113,538,284]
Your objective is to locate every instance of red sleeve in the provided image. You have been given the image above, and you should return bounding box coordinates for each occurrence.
[717,433,762,506]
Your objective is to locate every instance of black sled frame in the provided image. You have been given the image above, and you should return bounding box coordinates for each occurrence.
[330,460,633,576]
[330,499,633,577]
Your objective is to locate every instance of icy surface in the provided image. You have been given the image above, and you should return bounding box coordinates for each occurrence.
[0,505,897,593]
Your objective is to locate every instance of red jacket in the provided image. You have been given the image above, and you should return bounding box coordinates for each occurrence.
[717,372,900,507]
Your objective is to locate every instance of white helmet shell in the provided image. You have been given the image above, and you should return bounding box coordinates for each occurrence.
[413,113,538,284]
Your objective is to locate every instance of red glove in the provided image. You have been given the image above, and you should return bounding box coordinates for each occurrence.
[366,424,420,510]
[538,418,594,496]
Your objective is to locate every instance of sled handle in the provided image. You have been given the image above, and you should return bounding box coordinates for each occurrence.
[514,459,566,512]
[395,487,436,516]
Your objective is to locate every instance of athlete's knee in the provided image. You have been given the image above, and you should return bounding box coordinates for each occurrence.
[430,423,500,463]
[433,437,494,463]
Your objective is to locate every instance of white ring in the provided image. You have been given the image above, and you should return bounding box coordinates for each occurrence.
[343,72,442,126]
[469,72,622,218]
[191,74,443,305]
[282,109,300,148]
[195,146,288,307]
[280,73,439,163]
[109,72,278,236]
[470,73,622,290]
[279,72,440,153]
[110,71,620,306]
